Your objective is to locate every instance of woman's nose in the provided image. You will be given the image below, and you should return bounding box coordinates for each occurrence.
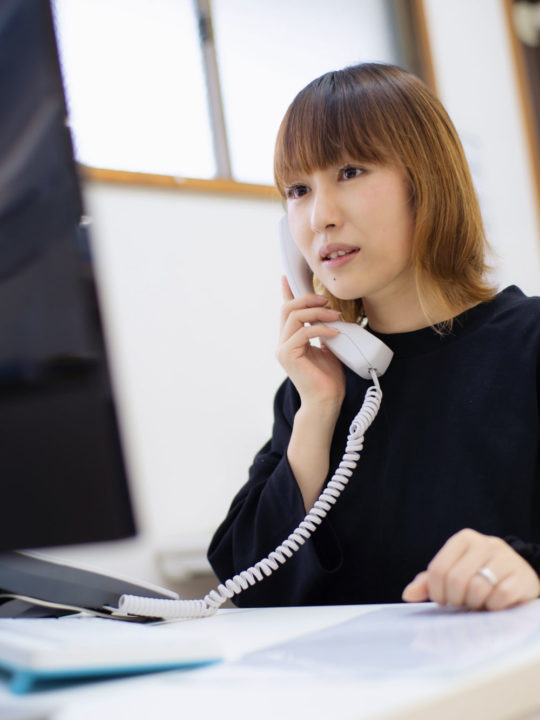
[310,189,342,233]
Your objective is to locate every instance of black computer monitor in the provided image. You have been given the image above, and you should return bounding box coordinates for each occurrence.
[0,0,136,551]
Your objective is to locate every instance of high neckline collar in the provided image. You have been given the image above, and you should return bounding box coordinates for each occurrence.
[366,286,523,358]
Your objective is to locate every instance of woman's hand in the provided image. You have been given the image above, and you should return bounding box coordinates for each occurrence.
[402,528,540,610]
[277,277,346,408]
[278,278,348,511]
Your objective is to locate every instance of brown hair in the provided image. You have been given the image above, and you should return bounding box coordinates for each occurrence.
[274,63,496,326]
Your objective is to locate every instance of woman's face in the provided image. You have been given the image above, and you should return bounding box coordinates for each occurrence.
[285,160,416,311]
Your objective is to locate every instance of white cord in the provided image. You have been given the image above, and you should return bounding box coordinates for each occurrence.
[118,370,383,620]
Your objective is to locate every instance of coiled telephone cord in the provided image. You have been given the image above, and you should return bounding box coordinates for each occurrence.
[118,369,382,620]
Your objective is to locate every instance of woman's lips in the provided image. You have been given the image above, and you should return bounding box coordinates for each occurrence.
[322,247,360,268]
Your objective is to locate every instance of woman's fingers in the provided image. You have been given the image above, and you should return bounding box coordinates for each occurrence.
[281,306,341,341]
[422,530,472,605]
[278,282,341,358]
[276,282,345,402]
[402,571,429,602]
[427,529,489,606]
[403,529,540,610]
[484,558,540,611]
[465,557,512,610]
[280,292,331,326]
[281,275,294,302]
[277,322,340,366]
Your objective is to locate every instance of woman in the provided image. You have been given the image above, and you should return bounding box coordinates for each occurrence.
[208,63,540,611]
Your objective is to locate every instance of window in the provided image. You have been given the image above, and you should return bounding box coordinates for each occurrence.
[53,0,215,178]
[507,0,540,212]
[212,0,399,184]
[53,0,423,188]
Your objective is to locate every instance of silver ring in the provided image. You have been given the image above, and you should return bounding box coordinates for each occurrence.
[476,566,498,587]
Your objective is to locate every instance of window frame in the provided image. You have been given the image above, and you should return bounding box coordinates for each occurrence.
[503,0,540,222]
[75,0,435,198]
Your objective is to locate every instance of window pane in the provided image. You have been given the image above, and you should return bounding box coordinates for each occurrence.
[212,0,399,185]
[53,0,215,178]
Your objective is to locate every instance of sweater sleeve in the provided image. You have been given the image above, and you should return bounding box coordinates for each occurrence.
[207,379,342,607]
[504,536,540,577]
[505,347,540,579]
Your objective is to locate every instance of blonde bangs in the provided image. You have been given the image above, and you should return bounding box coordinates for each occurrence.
[274,70,394,196]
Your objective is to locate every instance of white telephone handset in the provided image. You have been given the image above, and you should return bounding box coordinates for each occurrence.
[279,215,393,378]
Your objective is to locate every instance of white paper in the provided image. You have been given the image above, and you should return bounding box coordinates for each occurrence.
[238,602,540,678]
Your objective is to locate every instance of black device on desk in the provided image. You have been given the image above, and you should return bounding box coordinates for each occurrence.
[0,0,172,618]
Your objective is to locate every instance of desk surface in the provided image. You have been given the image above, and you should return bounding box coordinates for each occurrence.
[3,601,540,720]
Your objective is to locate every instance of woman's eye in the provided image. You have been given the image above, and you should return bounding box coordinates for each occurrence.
[341,166,364,180]
[285,184,309,199]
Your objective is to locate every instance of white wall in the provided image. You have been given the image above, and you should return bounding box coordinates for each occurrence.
[423,0,540,293]
[50,1,540,586]
[77,182,284,581]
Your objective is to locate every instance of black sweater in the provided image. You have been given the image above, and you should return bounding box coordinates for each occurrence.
[208,286,540,606]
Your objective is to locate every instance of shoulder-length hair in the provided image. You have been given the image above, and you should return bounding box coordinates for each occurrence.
[274,63,496,326]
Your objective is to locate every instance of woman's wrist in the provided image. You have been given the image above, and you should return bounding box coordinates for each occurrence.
[287,399,343,511]
[298,393,345,426]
